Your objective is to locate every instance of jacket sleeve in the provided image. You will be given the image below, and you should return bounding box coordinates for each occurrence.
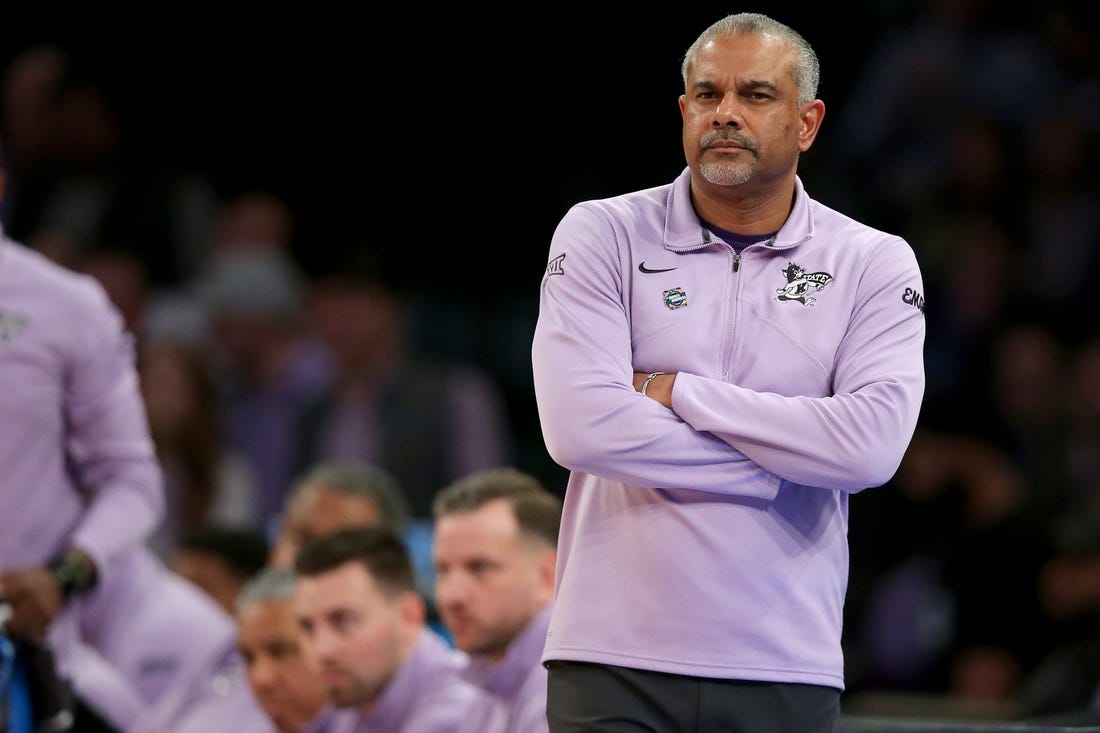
[65,279,165,573]
[532,202,782,500]
[673,238,926,491]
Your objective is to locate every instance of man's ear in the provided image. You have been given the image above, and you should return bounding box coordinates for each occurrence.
[538,549,557,602]
[798,99,825,152]
[398,589,426,627]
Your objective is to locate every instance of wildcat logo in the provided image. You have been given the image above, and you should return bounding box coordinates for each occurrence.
[776,262,833,306]
[0,310,28,344]
[546,253,566,277]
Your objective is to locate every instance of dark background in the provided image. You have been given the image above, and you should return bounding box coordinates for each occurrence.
[1,5,863,290]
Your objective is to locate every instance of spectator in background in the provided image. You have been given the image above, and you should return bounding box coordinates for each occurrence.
[844,428,1055,702]
[170,524,270,615]
[235,566,331,733]
[296,252,513,519]
[202,189,296,262]
[920,213,1021,411]
[830,0,1060,233]
[0,43,67,232]
[1019,107,1100,317]
[980,320,1072,518]
[193,247,330,533]
[71,240,211,362]
[140,336,262,559]
[76,245,151,337]
[1062,334,1100,512]
[2,63,216,287]
[431,467,561,733]
[1019,511,1100,724]
[293,527,479,732]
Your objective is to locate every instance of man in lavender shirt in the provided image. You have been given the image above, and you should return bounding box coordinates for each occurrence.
[0,170,269,731]
[532,12,926,732]
[432,468,561,733]
[76,544,276,733]
[293,526,480,733]
[235,565,331,733]
[0,195,164,718]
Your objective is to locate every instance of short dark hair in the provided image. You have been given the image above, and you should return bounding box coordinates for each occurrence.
[431,467,562,548]
[293,525,416,598]
[177,524,270,580]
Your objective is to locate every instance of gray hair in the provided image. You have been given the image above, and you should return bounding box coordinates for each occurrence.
[681,13,820,106]
[290,461,409,532]
[235,565,297,614]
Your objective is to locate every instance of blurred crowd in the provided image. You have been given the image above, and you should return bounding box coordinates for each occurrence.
[2,0,1099,725]
[815,0,1100,716]
[0,39,521,538]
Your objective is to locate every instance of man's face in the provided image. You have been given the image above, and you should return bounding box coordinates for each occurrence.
[237,597,328,733]
[269,486,385,568]
[433,499,554,663]
[678,31,819,190]
[294,562,417,709]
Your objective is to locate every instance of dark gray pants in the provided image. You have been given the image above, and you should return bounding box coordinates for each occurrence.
[546,660,840,733]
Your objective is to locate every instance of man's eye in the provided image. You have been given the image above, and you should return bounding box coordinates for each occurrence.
[334,612,357,631]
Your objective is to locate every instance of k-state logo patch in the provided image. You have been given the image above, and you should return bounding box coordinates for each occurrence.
[775,262,834,306]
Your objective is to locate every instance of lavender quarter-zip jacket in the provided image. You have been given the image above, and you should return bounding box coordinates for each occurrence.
[0,232,164,574]
[532,168,926,690]
[78,545,239,705]
[345,629,480,733]
[455,605,552,733]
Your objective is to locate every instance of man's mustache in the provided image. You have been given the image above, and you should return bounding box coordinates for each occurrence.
[700,131,757,153]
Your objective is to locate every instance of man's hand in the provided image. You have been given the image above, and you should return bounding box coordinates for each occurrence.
[0,566,64,642]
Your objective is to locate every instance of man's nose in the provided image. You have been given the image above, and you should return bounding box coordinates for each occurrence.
[436,570,471,606]
[712,91,743,127]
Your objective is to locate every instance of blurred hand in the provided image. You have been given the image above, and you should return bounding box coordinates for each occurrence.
[0,567,63,642]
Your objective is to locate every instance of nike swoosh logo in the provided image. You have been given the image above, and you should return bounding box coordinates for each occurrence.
[638,262,677,274]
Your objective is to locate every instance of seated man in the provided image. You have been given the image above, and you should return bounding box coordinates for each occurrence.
[235,565,332,733]
[267,461,441,632]
[76,544,272,732]
[268,462,408,569]
[432,468,561,733]
[293,527,481,732]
